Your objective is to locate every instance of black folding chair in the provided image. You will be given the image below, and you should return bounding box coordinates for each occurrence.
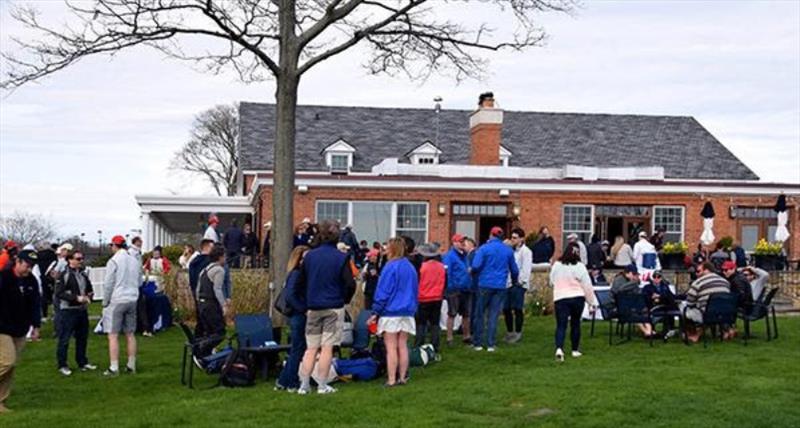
[612,293,655,346]
[590,289,613,339]
[740,288,779,343]
[685,293,739,348]
[179,322,229,389]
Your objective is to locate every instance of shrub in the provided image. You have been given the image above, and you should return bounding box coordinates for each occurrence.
[143,244,184,266]
[718,236,734,251]
[753,239,784,256]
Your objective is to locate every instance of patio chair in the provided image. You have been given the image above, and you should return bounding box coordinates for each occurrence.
[179,322,231,389]
[234,314,291,380]
[740,287,779,343]
[684,293,739,348]
[612,293,655,346]
[590,289,614,339]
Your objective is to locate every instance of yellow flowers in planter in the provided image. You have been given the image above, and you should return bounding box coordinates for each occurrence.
[662,241,689,255]
[753,239,783,256]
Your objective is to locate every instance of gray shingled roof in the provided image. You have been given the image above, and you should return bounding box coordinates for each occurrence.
[238,102,758,180]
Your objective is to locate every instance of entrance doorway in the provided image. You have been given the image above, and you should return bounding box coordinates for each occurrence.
[595,205,652,245]
[451,203,512,244]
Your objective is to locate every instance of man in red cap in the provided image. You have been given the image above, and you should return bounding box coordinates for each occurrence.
[722,260,753,326]
[101,235,140,376]
[442,233,473,345]
[204,214,220,243]
[470,227,519,352]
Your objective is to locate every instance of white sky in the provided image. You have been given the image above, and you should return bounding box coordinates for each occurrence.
[1,0,799,241]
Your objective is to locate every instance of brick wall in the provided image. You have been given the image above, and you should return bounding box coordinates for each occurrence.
[253,185,800,261]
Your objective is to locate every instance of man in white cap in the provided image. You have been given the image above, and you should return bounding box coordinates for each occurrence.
[50,243,74,337]
[633,231,661,280]
[566,234,588,265]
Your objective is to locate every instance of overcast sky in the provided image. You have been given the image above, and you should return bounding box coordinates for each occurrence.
[1,0,799,242]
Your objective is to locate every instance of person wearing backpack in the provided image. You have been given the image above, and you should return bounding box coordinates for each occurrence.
[297,220,356,395]
[368,237,418,387]
[194,246,228,362]
[275,245,310,392]
[414,243,445,352]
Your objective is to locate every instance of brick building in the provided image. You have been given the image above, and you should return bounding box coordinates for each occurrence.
[138,93,800,261]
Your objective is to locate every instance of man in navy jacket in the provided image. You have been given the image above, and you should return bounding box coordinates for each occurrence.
[296,220,355,395]
[471,227,519,352]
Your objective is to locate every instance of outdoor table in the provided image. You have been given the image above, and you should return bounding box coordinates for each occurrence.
[146,293,173,332]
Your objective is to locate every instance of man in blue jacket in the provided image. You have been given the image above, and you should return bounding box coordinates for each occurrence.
[471,227,519,352]
[297,220,356,395]
[442,234,473,345]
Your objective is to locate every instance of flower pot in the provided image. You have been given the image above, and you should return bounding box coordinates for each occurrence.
[754,255,783,271]
[660,253,686,270]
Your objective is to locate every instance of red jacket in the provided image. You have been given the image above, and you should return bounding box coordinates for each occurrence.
[418,260,445,303]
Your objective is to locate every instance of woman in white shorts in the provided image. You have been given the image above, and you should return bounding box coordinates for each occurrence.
[368,237,419,387]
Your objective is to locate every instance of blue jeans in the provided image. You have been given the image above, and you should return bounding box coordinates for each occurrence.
[554,297,585,351]
[56,309,89,368]
[277,314,307,389]
[473,288,506,348]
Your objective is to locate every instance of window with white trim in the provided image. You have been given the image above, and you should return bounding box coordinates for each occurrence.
[416,156,436,165]
[330,154,349,172]
[653,206,684,243]
[396,203,428,245]
[352,202,392,245]
[562,204,594,248]
[316,201,348,224]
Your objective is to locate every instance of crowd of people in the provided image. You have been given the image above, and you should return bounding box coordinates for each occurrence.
[0,215,779,407]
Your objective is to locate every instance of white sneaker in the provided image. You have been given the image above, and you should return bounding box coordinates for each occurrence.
[297,386,311,395]
[317,385,337,395]
[58,367,72,376]
[571,351,583,358]
[555,348,565,362]
[80,364,98,371]
[486,347,496,353]
[473,346,483,351]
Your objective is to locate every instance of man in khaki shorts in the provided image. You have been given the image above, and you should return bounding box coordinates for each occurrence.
[297,220,355,395]
[102,236,141,376]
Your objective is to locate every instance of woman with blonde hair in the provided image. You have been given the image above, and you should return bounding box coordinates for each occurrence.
[368,237,418,387]
[275,245,310,392]
[610,236,634,268]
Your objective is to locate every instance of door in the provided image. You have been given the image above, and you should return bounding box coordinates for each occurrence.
[624,218,650,245]
[454,219,477,241]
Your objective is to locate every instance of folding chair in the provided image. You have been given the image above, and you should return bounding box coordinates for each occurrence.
[234,314,291,380]
[590,289,613,339]
[179,322,230,389]
[685,293,739,348]
[612,293,655,347]
[740,288,779,343]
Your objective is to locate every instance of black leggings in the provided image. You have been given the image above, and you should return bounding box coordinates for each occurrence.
[195,301,225,357]
[504,309,524,333]
[554,297,585,351]
[415,301,442,351]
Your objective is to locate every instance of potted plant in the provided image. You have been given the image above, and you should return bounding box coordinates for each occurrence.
[660,241,688,270]
[753,239,784,270]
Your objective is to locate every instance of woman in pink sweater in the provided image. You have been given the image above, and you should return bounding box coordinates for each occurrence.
[549,243,598,362]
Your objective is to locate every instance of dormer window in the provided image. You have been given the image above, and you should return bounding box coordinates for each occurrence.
[499,145,512,167]
[406,141,442,165]
[321,139,356,174]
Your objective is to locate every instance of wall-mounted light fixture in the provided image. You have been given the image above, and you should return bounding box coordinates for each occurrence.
[499,189,510,197]
[298,185,309,194]
[438,202,447,216]
[512,203,522,217]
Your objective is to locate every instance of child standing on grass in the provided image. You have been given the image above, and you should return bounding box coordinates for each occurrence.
[369,237,418,387]
[414,244,445,352]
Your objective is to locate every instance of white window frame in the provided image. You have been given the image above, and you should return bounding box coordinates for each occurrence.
[407,141,442,165]
[561,204,595,245]
[652,205,685,242]
[314,200,429,241]
[322,139,356,173]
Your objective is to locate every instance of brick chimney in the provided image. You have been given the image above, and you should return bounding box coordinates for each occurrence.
[469,92,503,166]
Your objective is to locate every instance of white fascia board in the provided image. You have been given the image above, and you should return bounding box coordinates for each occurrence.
[135,194,253,213]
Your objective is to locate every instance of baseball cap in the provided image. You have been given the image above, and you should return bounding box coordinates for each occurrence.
[301,217,312,224]
[57,243,74,253]
[490,226,504,237]
[366,249,379,258]
[18,249,38,265]
[566,233,578,240]
[336,242,350,252]
[451,233,465,243]
[208,215,219,225]
[721,260,737,271]
[652,270,663,279]
[638,231,648,238]
[624,264,639,274]
[3,240,18,250]
[110,235,126,246]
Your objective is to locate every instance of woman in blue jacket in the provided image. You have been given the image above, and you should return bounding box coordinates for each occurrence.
[276,245,310,392]
[369,237,418,387]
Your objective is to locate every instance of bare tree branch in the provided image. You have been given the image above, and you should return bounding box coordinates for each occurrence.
[0,211,59,246]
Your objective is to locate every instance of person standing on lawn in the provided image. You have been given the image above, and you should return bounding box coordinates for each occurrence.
[549,243,598,362]
[471,227,520,352]
[414,243,445,352]
[194,246,228,360]
[463,237,480,338]
[297,220,356,395]
[0,250,39,413]
[362,249,381,310]
[223,219,244,269]
[54,250,96,376]
[369,237,418,387]
[204,214,220,243]
[443,234,472,346]
[188,239,215,298]
[102,236,140,376]
[276,245,310,392]
[128,237,143,266]
[503,228,533,344]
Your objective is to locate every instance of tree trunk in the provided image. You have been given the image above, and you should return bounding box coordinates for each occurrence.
[271,0,299,298]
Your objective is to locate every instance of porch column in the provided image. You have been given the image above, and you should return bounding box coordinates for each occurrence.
[141,212,153,251]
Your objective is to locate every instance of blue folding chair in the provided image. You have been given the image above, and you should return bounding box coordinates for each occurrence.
[234,314,291,380]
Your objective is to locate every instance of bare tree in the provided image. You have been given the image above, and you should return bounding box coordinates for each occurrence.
[0,211,58,245]
[171,104,239,196]
[1,0,575,289]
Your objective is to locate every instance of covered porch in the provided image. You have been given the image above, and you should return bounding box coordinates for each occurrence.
[135,195,254,251]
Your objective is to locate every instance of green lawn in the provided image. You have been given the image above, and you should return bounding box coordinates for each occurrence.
[5,308,800,428]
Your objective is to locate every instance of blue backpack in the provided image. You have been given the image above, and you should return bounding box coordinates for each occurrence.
[334,358,378,381]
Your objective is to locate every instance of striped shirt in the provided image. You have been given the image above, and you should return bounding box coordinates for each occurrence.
[686,272,730,312]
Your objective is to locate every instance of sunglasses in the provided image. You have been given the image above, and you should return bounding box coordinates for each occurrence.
[73,257,84,261]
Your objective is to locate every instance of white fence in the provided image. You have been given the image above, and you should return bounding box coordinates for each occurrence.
[87,267,106,301]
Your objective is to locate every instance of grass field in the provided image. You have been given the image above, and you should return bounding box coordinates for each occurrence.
[4,307,799,428]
